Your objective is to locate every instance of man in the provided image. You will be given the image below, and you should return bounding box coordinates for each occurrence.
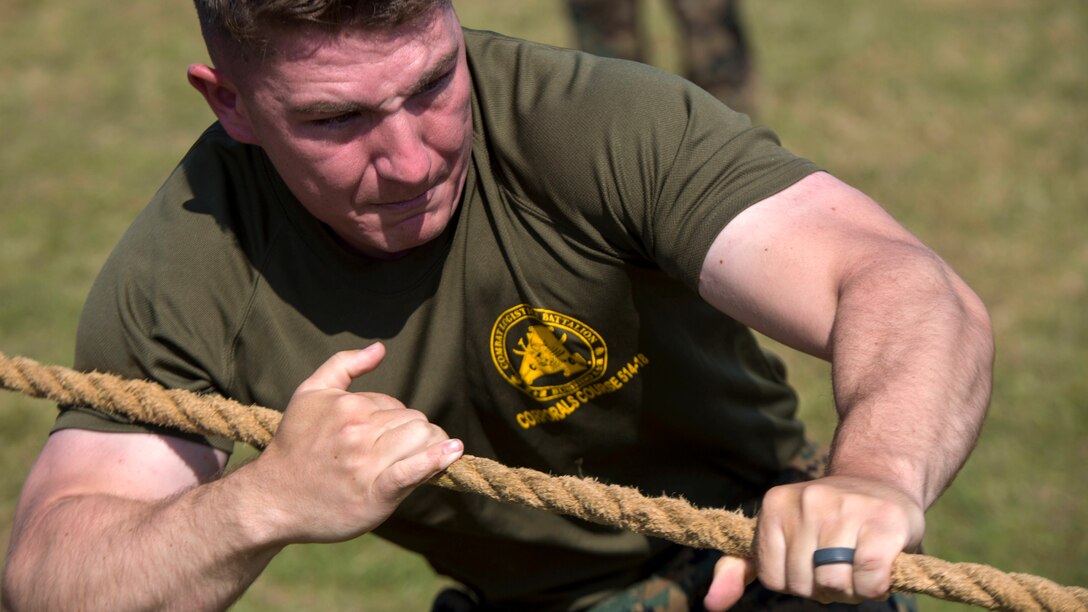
[567,0,754,114]
[1,1,993,610]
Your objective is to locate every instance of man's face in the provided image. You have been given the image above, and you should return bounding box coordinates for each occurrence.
[233,5,472,258]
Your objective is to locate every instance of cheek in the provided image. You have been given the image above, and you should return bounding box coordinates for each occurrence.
[427,84,473,161]
[422,118,465,159]
[315,151,367,189]
[274,142,363,196]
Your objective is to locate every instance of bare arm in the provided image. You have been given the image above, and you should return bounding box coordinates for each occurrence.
[2,343,463,611]
[698,172,993,607]
[1,430,273,611]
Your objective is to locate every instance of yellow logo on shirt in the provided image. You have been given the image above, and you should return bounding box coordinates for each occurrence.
[490,304,607,401]
[491,304,651,429]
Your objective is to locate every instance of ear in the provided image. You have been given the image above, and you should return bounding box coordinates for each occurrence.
[187,64,260,145]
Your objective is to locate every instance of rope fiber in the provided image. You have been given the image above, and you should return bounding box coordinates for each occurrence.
[1,351,1085,611]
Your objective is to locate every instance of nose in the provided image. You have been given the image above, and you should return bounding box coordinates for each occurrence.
[369,109,431,188]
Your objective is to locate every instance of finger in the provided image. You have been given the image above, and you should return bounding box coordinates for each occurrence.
[296,343,386,394]
[377,438,464,503]
[363,404,426,430]
[783,527,820,599]
[808,500,863,602]
[850,523,904,600]
[850,493,922,600]
[754,490,791,593]
[703,555,755,611]
[812,539,861,603]
[764,484,822,598]
[371,417,449,462]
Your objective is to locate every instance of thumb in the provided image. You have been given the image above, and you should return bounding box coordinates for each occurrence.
[296,343,386,394]
[704,555,756,611]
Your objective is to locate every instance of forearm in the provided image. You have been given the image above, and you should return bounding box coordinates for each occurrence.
[2,466,281,611]
[698,174,993,605]
[827,244,994,508]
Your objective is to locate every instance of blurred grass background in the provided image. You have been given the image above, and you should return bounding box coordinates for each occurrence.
[1,1,1084,609]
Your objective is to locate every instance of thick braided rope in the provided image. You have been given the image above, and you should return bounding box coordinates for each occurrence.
[2,352,1085,611]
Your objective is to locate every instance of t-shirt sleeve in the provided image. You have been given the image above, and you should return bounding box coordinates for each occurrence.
[647,105,821,288]
[560,65,820,289]
[50,127,263,454]
[470,37,819,290]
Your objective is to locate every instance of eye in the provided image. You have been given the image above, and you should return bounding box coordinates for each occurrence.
[417,69,454,97]
[311,112,359,128]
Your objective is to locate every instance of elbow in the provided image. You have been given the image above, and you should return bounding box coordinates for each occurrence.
[957,274,996,373]
[1,512,60,612]
[911,246,996,374]
[966,285,996,407]
[2,547,35,612]
[1,496,83,611]
[944,268,996,430]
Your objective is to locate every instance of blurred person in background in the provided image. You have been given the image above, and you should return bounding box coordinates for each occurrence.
[567,0,755,113]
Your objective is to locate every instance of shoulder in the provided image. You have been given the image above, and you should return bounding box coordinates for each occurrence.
[75,124,287,389]
[132,123,287,277]
[463,27,699,131]
[462,29,811,265]
[463,27,764,193]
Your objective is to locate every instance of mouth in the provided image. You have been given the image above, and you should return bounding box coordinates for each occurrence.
[373,185,434,210]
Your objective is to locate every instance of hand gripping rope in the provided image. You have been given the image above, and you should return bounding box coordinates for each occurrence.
[1,351,1085,611]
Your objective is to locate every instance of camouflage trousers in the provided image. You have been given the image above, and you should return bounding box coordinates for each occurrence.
[566,0,754,113]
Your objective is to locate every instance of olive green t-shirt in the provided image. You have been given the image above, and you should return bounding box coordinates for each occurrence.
[55,29,819,609]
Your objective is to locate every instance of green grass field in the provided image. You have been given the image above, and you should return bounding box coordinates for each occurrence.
[1,1,1085,609]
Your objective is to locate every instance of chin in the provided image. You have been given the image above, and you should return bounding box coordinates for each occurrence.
[379,211,454,254]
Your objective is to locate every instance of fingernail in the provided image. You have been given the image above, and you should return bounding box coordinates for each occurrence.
[439,439,463,470]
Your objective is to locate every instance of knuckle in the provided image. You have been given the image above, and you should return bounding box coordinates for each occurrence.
[798,481,839,514]
[358,392,405,411]
[397,418,434,440]
[374,419,440,453]
[760,484,795,512]
[330,393,363,414]
[854,549,884,572]
[758,571,786,594]
[852,553,894,598]
[784,573,813,599]
[382,462,417,492]
[861,496,899,518]
[380,458,432,495]
[399,408,429,423]
[812,566,867,604]
[813,569,852,595]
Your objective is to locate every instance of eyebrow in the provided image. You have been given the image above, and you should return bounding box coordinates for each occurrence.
[407,46,460,97]
[289,45,460,117]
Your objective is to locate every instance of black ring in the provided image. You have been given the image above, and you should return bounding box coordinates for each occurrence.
[813,547,856,567]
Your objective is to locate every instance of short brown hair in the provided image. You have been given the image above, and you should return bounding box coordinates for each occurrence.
[194,0,449,62]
